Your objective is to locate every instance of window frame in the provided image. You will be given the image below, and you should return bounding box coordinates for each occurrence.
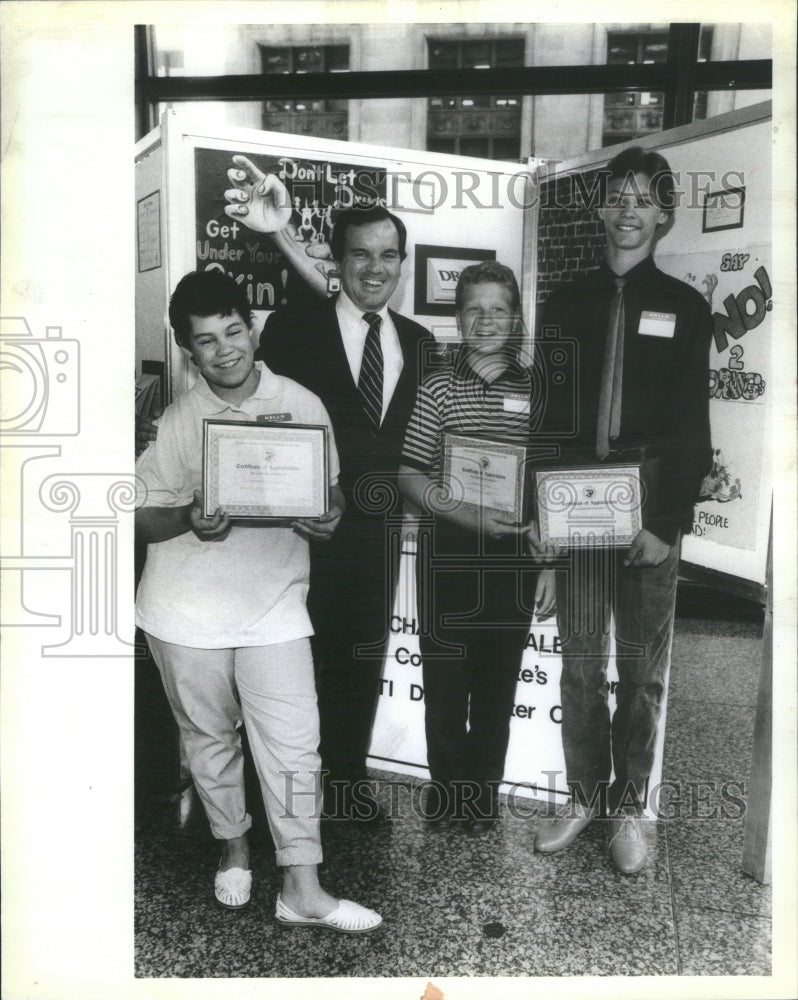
[257,42,350,140]
[426,36,524,160]
[135,23,770,145]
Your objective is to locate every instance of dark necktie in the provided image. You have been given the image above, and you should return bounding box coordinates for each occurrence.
[596,276,626,460]
[358,311,384,431]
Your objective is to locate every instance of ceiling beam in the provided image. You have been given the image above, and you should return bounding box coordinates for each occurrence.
[137,60,772,105]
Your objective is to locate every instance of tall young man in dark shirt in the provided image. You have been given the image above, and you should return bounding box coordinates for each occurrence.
[532,147,712,873]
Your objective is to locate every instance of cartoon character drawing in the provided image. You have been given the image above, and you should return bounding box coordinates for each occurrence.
[698,448,742,503]
[319,203,334,233]
[701,272,718,309]
[295,199,317,242]
[683,271,719,309]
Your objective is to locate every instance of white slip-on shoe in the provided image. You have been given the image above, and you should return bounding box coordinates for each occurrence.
[275,894,382,934]
[214,866,252,909]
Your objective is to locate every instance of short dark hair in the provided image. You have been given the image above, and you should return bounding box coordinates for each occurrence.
[168,270,252,348]
[454,259,521,314]
[603,146,676,214]
[330,206,408,262]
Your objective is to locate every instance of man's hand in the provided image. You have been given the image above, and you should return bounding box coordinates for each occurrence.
[624,528,670,567]
[135,409,160,457]
[189,491,231,542]
[484,513,526,540]
[534,569,557,620]
[224,155,294,233]
[291,484,345,542]
[223,154,333,299]
[525,523,567,564]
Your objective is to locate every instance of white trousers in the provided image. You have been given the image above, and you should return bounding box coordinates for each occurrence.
[145,634,323,867]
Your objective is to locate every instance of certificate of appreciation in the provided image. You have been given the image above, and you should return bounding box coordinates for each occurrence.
[441,434,526,521]
[535,464,642,546]
[203,420,328,520]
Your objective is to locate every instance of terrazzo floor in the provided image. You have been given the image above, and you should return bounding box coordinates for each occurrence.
[134,612,771,980]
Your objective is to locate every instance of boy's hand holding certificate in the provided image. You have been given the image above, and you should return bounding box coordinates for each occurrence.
[189,490,231,541]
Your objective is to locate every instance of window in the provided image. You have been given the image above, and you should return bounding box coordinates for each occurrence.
[138,26,770,152]
[602,31,667,147]
[259,45,349,140]
[693,27,715,121]
[427,39,524,160]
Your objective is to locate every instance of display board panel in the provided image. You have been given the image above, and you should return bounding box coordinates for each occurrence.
[134,129,167,376]
[656,116,772,588]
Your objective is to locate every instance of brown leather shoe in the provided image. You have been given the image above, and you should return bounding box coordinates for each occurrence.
[534,803,596,853]
[607,814,648,874]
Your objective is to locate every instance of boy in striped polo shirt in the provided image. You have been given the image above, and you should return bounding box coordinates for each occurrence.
[398,261,555,835]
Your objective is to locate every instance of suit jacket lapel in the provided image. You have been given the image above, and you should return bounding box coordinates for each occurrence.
[387,309,420,420]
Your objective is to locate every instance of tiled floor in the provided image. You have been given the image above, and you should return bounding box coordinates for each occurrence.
[134,614,771,979]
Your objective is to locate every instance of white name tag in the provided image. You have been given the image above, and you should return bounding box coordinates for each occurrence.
[503,394,530,414]
[638,311,676,338]
[256,412,292,423]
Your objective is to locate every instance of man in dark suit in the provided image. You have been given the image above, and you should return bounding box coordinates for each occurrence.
[226,187,431,822]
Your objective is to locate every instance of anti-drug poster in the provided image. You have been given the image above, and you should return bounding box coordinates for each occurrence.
[662,246,772,570]
[194,146,388,308]
[681,247,771,551]
[655,113,772,586]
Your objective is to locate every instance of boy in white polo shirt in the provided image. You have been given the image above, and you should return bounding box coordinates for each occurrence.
[136,269,381,933]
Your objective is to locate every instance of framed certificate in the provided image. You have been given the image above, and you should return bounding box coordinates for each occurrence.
[535,464,643,547]
[701,186,746,233]
[202,420,328,520]
[441,433,526,521]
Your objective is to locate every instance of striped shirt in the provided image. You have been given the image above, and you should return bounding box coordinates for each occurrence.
[401,348,533,480]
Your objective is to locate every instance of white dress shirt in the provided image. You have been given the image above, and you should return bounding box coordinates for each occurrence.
[336,289,404,423]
